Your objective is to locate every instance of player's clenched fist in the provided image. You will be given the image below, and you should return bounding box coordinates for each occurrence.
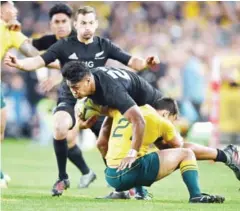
[7,19,21,31]
[146,55,160,67]
[4,53,22,69]
[77,115,98,130]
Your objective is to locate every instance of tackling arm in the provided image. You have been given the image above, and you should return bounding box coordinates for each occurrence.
[19,40,60,70]
[123,105,146,154]
[96,117,113,158]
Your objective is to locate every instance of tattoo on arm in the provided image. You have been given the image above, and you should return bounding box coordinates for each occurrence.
[19,40,39,57]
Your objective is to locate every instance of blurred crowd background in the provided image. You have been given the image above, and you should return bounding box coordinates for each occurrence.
[1,1,240,145]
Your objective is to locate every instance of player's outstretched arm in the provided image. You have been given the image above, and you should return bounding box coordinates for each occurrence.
[4,52,45,71]
[4,41,60,71]
[19,39,40,57]
[19,39,60,70]
[107,39,160,71]
[128,55,160,71]
[18,39,60,74]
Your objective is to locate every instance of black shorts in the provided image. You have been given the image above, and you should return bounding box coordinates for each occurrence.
[53,97,77,130]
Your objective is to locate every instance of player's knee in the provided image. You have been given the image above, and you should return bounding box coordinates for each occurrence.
[53,121,69,140]
[53,111,73,140]
[182,148,195,160]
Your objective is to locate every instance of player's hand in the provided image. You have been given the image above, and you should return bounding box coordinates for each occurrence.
[4,53,22,69]
[7,19,21,31]
[117,156,137,172]
[39,78,58,93]
[77,114,98,129]
[146,56,160,68]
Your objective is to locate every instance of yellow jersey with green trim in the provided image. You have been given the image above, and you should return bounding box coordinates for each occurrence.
[0,20,27,60]
[106,105,176,166]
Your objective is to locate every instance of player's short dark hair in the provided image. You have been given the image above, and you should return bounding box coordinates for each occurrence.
[1,1,13,5]
[49,3,73,19]
[75,6,96,20]
[154,97,179,116]
[62,61,91,84]
[1,1,7,5]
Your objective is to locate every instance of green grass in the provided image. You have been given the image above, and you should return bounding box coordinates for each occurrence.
[1,139,239,211]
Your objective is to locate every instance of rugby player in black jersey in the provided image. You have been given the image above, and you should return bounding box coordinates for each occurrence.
[4,6,160,197]
[31,3,97,191]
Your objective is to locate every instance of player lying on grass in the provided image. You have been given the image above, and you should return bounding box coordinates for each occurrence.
[78,98,240,199]
[92,98,225,203]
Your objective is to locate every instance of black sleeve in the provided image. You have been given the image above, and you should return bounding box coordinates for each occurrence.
[40,40,63,65]
[105,86,136,114]
[32,36,52,51]
[106,39,131,66]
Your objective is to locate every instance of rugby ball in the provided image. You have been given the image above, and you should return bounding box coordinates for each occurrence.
[76,98,101,120]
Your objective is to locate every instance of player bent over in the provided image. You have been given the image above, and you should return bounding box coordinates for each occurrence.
[96,98,240,185]
[96,100,225,203]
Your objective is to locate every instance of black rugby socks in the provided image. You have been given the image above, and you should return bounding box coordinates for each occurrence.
[68,145,90,175]
[53,138,68,180]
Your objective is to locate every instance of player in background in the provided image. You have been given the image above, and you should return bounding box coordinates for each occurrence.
[4,6,159,197]
[32,3,96,190]
[0,1,59,188]
[100,99,225,203]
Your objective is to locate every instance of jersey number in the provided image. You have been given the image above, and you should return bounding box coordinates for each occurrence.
[100,68,131,80]
[112,118,130,137]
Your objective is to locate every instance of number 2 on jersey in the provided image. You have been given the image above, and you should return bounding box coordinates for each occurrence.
[112,118,130,137]
[100,68,131,80]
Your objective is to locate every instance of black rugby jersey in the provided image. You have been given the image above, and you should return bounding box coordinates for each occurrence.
[88,67,162,114]
[41,36,131,100]
[32,30,76,51]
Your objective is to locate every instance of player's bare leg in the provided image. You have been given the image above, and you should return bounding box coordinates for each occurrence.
[156,148,225,203]
[51,111,71,196]
[67,124,96,188]
[183,142,240,180]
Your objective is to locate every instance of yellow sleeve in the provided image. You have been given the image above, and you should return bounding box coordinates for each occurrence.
[10,30,27,49]
[159,119,176,142]
[108,109,119,118]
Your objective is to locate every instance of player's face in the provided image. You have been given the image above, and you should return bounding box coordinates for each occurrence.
[157,110,177,123]
[168,114,178,123]
[75,13,98,40]
[67,78,92,99]
[50,13,72,39]
[1,2,18,22]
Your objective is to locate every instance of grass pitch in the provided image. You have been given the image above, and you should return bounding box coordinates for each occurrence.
[1,139,239,211]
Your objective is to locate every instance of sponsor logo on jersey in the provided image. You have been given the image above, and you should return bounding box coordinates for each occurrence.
[82,61,94,68]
